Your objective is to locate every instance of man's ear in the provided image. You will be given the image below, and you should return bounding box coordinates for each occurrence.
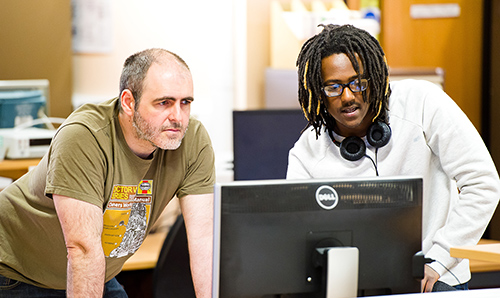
[120,89,135,116]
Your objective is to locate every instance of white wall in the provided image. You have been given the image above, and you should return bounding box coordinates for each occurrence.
[72,0,244,182]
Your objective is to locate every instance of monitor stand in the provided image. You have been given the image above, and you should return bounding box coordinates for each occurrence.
[316,247,359,298]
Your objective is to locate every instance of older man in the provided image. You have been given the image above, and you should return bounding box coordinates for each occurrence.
[0,48,214,297]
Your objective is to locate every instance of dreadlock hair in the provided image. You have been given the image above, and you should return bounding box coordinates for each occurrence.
[296,24,391,138]
[119,48,190,111]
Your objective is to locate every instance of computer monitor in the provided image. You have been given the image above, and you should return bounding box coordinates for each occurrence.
[0,79,50,128]
[232,110,308,180]
[213,176,423,297]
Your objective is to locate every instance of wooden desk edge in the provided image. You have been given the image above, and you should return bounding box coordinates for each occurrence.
[450,243,500,263]
[0,158,41,170]
[451,239,500,272]
[0,158,41,180]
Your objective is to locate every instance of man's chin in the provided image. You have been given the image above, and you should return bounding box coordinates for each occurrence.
[156,127,188,150]
[156,139,183,150]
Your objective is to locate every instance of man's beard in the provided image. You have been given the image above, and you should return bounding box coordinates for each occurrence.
[132,110,188,150]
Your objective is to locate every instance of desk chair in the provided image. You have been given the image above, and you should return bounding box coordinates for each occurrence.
[152,214,196,298]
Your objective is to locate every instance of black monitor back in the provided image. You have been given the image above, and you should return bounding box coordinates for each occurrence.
[232,109,308,180]
[213,177,423,297]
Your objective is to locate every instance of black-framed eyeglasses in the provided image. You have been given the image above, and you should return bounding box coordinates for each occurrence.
[322,78,370,97]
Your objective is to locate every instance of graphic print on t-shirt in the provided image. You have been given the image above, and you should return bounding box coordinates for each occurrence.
[102,180,153,258]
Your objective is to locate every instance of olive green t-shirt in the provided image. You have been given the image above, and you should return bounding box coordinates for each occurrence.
[0,98,215,289]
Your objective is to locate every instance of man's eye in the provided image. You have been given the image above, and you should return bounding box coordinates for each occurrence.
[350,80,361,89]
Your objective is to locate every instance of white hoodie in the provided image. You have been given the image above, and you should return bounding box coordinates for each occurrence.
[287,79,500,285]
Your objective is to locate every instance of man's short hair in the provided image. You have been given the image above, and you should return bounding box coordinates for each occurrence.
[119,48,190,110]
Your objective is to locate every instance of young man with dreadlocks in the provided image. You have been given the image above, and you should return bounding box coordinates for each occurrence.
[287,24,500,293]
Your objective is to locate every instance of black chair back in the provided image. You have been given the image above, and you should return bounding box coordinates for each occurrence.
[152,215,196,298]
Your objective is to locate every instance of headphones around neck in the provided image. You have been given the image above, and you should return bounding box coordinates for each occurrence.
[330,121,391,161]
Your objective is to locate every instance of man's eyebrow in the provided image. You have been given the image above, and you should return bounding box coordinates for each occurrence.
[153,96,174,103]
[153,96,194,103]
[323,75,360,85]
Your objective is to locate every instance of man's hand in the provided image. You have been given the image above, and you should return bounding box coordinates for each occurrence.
[421,264,440,293]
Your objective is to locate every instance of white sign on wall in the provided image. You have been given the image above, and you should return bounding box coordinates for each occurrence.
[72,0,113,53]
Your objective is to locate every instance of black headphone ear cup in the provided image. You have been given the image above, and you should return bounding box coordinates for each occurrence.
[340,136,366,161]
[367,122,391,148]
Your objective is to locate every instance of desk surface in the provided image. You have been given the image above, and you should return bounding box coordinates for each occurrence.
[451,239,500,273]
[0,158,41,180]
[450,239,500,264]
[122,231,167,271]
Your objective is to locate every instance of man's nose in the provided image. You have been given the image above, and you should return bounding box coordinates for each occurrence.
[168,101,182,121]
[340,86,356,102]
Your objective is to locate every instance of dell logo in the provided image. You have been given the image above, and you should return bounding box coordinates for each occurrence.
[315,185,339,210]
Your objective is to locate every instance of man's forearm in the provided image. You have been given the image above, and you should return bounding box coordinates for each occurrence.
[180,193,214,298]
[66,247,106,297]
[189,233,213,298]
[54,194,106,298]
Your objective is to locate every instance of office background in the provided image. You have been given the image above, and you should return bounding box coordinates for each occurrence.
[0,0,499,234]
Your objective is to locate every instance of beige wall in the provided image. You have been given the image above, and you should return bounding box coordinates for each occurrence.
[246,0,272,109]
[0,0,485,143]
[0,0,73,118]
